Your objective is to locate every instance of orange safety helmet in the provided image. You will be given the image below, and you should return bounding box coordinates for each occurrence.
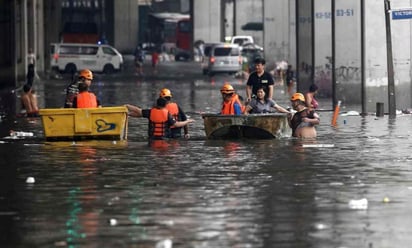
[220,83,235,94]
[79,69,93,80]
[291,93,305,102]
[159,88,172,98]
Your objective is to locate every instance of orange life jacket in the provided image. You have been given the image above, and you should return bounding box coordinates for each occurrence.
[166,102,179,128]
[221,94,243,115]
[149,107,169,138]
[76,91,97,108]
[233,94,246,113]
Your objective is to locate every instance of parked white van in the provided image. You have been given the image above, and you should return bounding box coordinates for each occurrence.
[201,42,223,75]
[50,43,123,74]
[230,35,254,46]
[207,43,242,76]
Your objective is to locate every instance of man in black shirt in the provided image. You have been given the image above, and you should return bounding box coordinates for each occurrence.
[246,57,274,103]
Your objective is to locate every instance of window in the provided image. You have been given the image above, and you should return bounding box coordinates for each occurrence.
[81,46,98,55]
[102,47,116,55]
[178,20,191,33]
[214,47,239,56]
[60,46,81,54]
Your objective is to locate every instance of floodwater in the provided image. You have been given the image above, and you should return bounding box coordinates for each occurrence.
[1,63,412,248]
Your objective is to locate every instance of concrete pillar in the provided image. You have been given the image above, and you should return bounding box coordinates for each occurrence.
[193,0,221,43]
[36,0,45,74]
[0,1,17,86]
[113,0,139,53]
[263,0,295,67]
[43,0,61,74]
[20,0,28,82]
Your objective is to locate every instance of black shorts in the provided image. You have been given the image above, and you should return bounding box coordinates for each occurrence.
[135,60,143,67]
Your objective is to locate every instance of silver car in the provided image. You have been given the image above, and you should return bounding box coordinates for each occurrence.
[201,42,222,75]
[207,44,242,76]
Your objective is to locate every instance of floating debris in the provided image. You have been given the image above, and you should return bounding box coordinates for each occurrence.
[341,111,360,116]
[348,198,368,210]
[302,144,335,148]
[109,218,118,226]
[10,130,34,137]
[26,177,35,184]
[155,239,172,248]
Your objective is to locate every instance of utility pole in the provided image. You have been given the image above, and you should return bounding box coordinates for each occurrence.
[361,0,366,115]
[384,0,396,118]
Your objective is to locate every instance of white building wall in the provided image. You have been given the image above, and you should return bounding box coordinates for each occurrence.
[113,0,139,53]
[193,0,221,43]
[235,0,263,46]
[263,0,295,68]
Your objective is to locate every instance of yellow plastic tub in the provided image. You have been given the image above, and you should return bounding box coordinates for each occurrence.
[39,106,128,141]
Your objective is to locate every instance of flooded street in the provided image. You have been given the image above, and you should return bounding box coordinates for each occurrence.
[1,59,412,248]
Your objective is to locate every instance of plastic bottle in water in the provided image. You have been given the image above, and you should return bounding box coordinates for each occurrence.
[10,130,34,137]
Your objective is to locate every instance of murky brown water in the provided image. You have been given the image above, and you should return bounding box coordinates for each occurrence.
[1,63,412,248]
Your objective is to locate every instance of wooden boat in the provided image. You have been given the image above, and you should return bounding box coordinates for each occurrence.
[202,113,291,139]
[39,106,128,141]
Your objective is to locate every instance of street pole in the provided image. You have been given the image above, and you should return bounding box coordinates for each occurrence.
[331,0,336,108]
[361,0,366,115]
[384,0,396,118]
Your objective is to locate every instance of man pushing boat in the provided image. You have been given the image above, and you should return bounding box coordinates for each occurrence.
[125,98,194,140]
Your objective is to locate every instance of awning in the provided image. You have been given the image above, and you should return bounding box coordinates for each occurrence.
[241,22,263,31]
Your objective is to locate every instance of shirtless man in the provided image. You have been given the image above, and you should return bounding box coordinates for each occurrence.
[288,93,320,138]
[20,84,39,117]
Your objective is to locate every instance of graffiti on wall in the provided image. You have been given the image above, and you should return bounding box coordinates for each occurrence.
[335,65,361,81]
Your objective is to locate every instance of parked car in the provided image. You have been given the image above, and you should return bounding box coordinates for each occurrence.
[241,42,264,72]
[230,35,254,46]
[207,43,242,76]
[50,43,123,74]
[241,42,263,52]
[201,42,223,75]
[242,50,264,73]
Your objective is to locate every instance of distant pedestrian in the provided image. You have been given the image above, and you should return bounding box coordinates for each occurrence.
[26,65,35,87]
[27,48,36,86]
[27,48,36,66]
[285,65,296,97]
[276,60,288,84]
[305,83,319,110]
[134,44,145,75]
[151,49,160,73]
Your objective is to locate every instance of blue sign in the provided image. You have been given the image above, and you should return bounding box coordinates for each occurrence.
[392,9,412,20]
